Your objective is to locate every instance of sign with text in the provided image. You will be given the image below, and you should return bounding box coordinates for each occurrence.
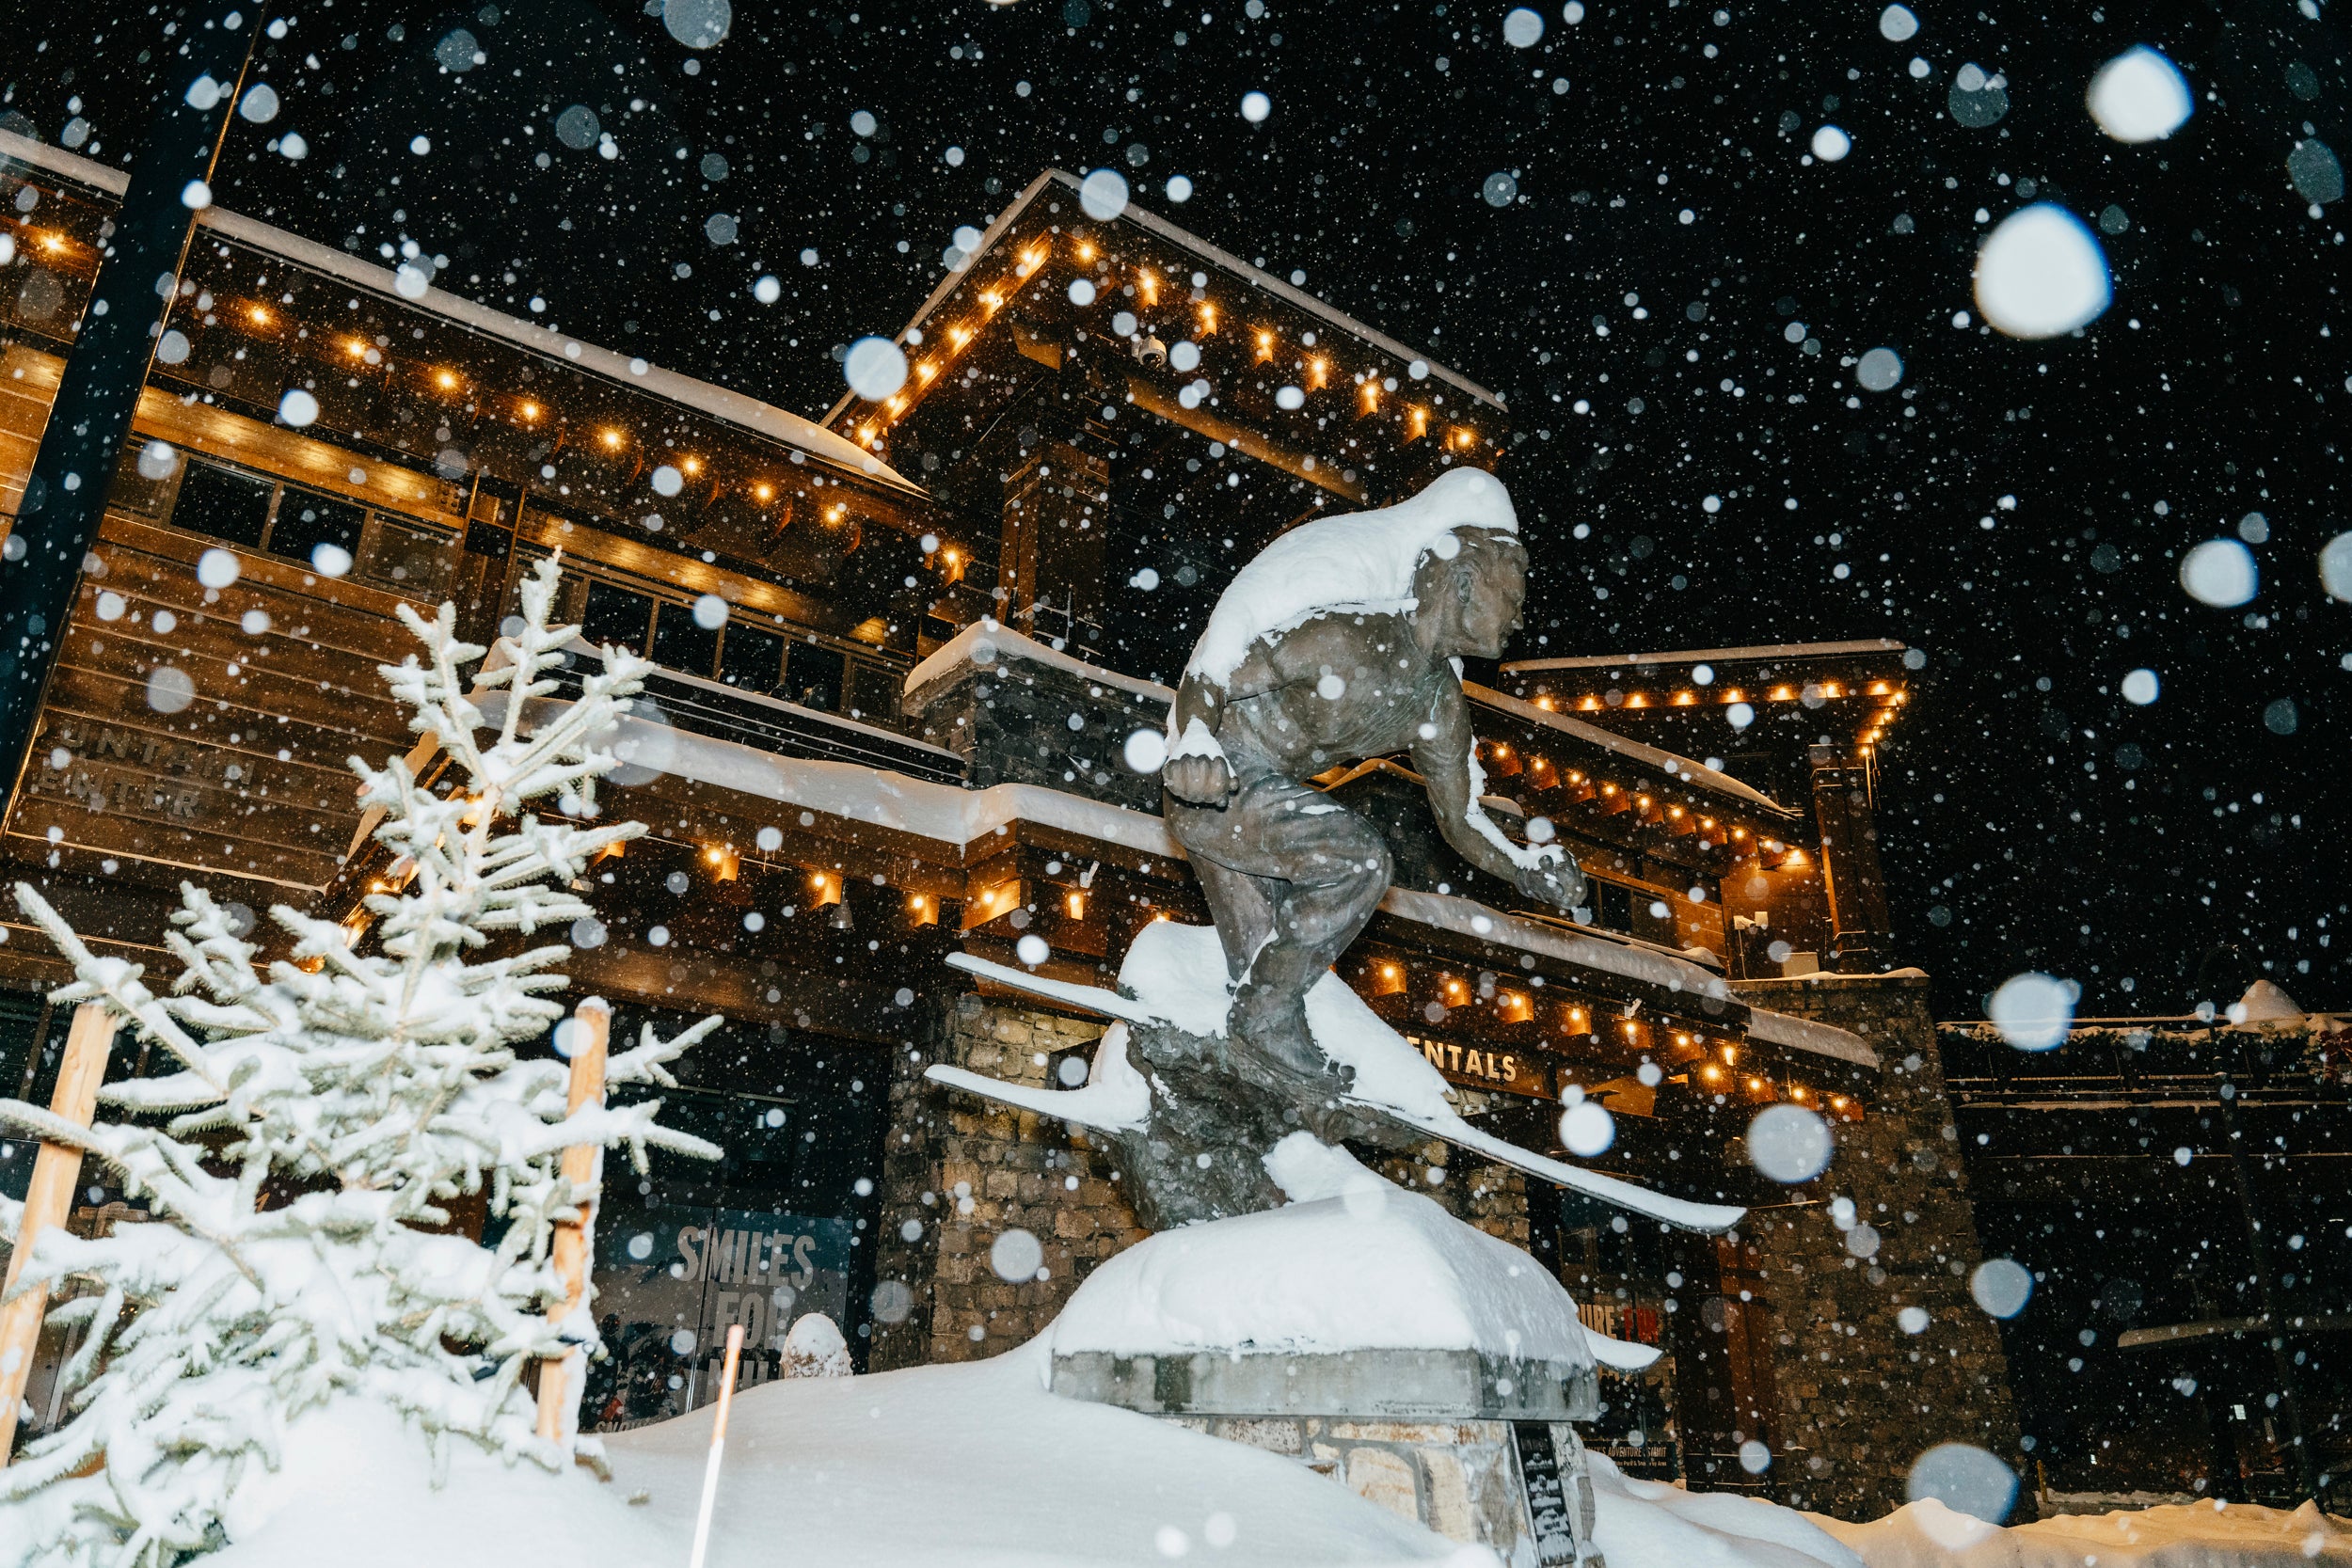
[583,1201,853,1431]
[1406,1032,1556,1100]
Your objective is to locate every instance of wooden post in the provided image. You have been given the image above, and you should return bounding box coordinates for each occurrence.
[687,1323,746,1568]
[534,997,610,1445]
[0,1003,117,1465]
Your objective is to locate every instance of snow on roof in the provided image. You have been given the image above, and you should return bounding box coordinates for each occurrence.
[1503,638,1909,673]
[823,167,1505,429]
[1184,467,1518,687]
[2235,978,2304,1022]
[1464,682,1799,819]
[1742,1007,1883,1069]
[0,131,919,498]
[1046,1132,1597,1361]
[903,618,1178,706]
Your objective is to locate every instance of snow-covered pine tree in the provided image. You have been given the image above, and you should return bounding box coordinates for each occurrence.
[0,554,720,1567]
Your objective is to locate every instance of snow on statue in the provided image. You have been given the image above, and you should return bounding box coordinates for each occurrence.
[930,469,1741,1235]
[0,556,721,1566]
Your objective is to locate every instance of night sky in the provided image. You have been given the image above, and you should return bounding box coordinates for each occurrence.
[6,0,2347,1019]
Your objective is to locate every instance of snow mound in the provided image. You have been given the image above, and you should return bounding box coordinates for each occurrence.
[1817,1496,2352,1568]
[1594,1452,1866,1568]
[608,1338,1451,1566]
[779,1311,854,1378]
[1185,467,1519,686]
[1047,1135,1596,1364]
[206,1400,676,1568]
[208,1346,1451,1568]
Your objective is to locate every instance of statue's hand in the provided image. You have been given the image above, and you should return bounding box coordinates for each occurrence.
[1512,855,1588,912]
[1164,752,1238,805]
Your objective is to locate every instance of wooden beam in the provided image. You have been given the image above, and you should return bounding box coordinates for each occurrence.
[0,1002,117,1465]
[535,998,610,1446]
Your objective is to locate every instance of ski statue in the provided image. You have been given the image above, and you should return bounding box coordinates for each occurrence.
[930,467,1742,1235]
[0,556,721,1567]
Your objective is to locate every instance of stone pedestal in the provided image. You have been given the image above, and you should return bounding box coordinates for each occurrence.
[1052,1347,1606,1567]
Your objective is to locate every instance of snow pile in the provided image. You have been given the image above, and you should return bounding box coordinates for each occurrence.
[202,1399,677,1568]
[1817,1496,2352,1568]
[215,1339,1452,1567]
[1184,467,1518,686]
[777,1312,855,1378]
[1593,1454,1866,1568]
[1048,1133,1606,1365]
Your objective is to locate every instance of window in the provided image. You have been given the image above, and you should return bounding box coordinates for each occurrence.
[784,641,845,712]
[1597,881,1633,935]
[168,461,271,548]
[359,517,453,596]
[846,661,900,722]
[163,459,453,594]
[651,600,721,678]
[719,625,784,692]
[581,579,653,655]
[269,491,366,571]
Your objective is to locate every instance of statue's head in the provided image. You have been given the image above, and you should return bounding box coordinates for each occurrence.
[1412,526,1528,659]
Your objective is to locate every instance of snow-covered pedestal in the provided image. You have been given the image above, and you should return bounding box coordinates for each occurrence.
[1040,1135,1658,1567]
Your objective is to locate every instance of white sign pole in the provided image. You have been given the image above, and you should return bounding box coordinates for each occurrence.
[686,1321,745,1568]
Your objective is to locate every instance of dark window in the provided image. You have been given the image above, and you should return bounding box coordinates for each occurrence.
[650,600,720,677]
[784,641,845,712]
[581,580,653,655]
[718,625,784,692]
[1597,881,1632,934]
[269,489,366,570]
[358,517,453,597]
[168,461,271,548]
[846,661,899,722]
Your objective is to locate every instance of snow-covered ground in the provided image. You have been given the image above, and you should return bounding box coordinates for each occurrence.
[200,1342,2352,1568]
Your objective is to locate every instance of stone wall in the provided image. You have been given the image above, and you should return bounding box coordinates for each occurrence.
[867,994,1146,1370]
[1731,973,2028,1521]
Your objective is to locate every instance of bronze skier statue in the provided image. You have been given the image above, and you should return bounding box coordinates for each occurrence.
[1160,466,1589,1083]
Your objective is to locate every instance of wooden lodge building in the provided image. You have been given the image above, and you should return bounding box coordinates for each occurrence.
[0,142,2023,1515]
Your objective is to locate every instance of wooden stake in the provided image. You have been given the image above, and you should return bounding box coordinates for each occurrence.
[534,997,610,1445]
[0,1003,117,1465]
[687,1322,745,1568]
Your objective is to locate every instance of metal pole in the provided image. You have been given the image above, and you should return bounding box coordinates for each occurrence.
[0,8,257,799]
